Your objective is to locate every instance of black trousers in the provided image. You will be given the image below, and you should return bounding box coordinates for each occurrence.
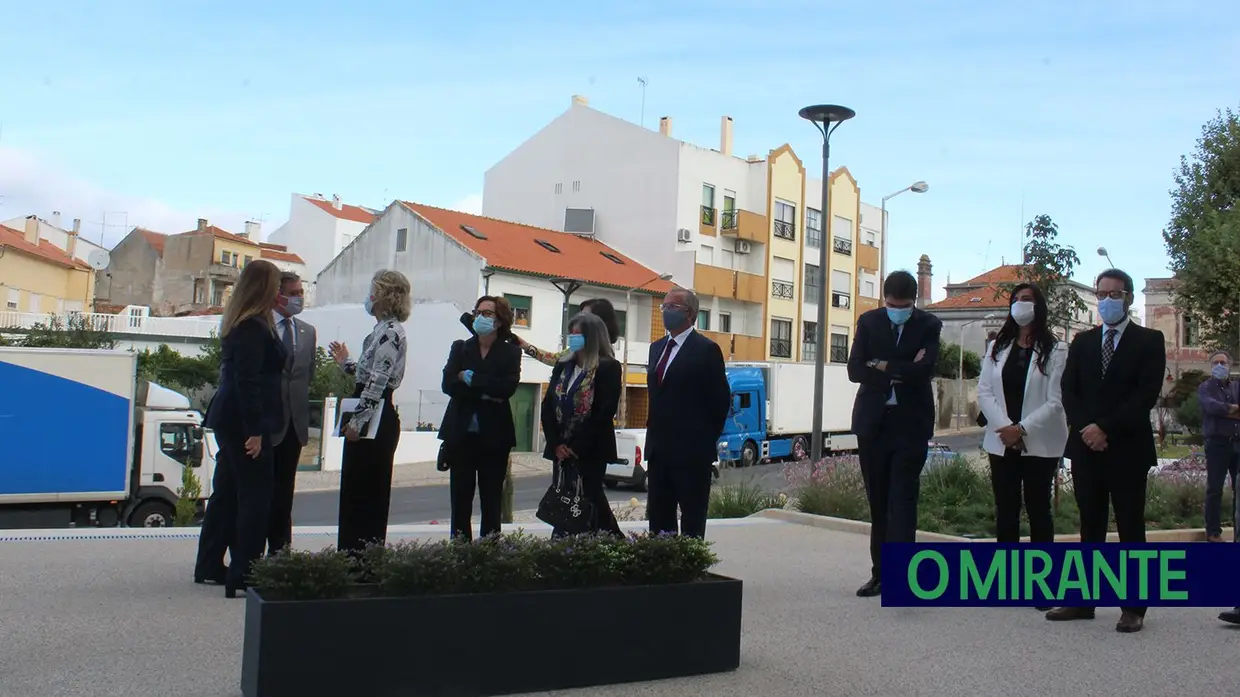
[858,411,929,579]
[267,422,303,554]
[337,396,401,555]
[1071,454,1148,616]
[646,460,712,538]
[550,459,623,538]
[987,452,1058,544]
[194,430,274,589]
[1203,437,1239,538]
[448,433,511,541]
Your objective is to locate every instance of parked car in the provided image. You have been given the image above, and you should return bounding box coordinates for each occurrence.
[923,442,958,474]
[604,429,647,491]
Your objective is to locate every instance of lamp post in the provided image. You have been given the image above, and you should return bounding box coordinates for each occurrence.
[548,277,585,350]
[957,313,996,429]
[1097,246,1114,268]
[879,181,929,283]
[620,272,673,426]
[799,103,855,463]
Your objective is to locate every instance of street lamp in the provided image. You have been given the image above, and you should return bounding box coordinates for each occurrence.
[620,272,673,426]
[880,181,929,283]
[1097,246,1114,268]
[548,277,585,350]
[799,103,856,463]
[957,313,997,429]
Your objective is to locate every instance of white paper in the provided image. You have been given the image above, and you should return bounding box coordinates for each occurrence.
[334,398,384,440]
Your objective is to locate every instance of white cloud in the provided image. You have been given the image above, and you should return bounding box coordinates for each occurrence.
[0,146,254,247]
[450,193,483,214]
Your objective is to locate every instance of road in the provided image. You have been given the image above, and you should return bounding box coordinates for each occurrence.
[292,430,983,526]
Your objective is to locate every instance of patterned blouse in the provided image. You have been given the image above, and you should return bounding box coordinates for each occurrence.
[551,362,597,441]
[521,341,568,367]
[343,318,406,433]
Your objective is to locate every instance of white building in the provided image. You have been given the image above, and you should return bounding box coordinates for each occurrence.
[266,193,379,292]
[3,213,107,264]
[314,200,677,440]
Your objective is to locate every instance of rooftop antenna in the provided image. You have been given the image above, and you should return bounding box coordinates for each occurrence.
[637,76,648,127]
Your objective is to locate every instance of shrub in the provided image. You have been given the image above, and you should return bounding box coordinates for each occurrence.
[173,463,201,527]
[784,456,870,521]
[247,547,357,601]
[708,481,784,519]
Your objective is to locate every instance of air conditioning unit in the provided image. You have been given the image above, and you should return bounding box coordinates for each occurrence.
[677,228,692,243]
[832,292,851,309]
[734,240,752,254]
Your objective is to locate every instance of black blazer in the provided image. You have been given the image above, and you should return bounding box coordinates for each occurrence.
[847,307,943,443]
[205,316,286,439]
[437,336,522,449]
[540,356,621,466]
[645,330,731,466]
[1061,322,1165,465]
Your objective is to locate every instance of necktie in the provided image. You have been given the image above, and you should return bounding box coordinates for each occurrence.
[1101,328,1117,376]
[654,338,677,385]
[281,318,295,364]
[891,323,900,345]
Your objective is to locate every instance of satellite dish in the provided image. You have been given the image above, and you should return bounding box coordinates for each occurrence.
[87,249,111,271]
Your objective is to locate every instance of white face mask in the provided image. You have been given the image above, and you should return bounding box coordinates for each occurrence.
[1010,301,1036,327]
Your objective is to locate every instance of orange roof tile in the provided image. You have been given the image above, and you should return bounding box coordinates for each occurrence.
[0,225,92,270]
[304,196,376,224]
[399,202,677,294]
[925,290,1010,310]
[260,247,305,264]
[136,228,167,256]
[173,223,259,247]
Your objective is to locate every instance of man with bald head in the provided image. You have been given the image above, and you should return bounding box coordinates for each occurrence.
[644,287,731,538]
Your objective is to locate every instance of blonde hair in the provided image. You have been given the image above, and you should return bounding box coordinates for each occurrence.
[220,259,281,337]
[370,269,412,322]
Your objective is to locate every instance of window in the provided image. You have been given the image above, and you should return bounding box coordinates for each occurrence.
[802,321,817,362]
[159,423,195,466]
[864,229,877,247]
[243,255,254,267]
[697,310,710,330]
[772,280,794,299]
[832,215,852,242]
[614,309,627,339]
[770,319,793,358]
[771,256,794,299]
[505,294,532,327]
[829,327,849,363]
[734,392,752,409]
[396,227,408,252]
[804,264,821,298]
[701,184,716,226]
[832,237,852,255]
[210,282,230,306]
[193,280,205,304]
[806,208,822,248]
[5,288,17,310]
[831,270,852,294]
[718,312,732,333]
[863,280,877,298]
[599,251,624,265]
[721,192,737,230]
[774,200,796,240]
[1183,315,1200,347]
[534,239,561,254]
[461,224,488,240]
[220,250,232,265]
[699,244,714,265]
[27,293,42,312]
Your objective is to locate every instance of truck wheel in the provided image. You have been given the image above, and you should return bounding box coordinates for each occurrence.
[128,501,175,528]
[792,436,810,462]
[741,441,759,468]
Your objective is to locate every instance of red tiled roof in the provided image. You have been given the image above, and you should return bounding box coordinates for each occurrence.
[260,247,305,264]
[399,202,677,294]
[0,225,92,270]
[174,224,259,247]
[304,196,376,224]
[179,306,224,316]
[926,289,1010,310]
[136,228,167,256]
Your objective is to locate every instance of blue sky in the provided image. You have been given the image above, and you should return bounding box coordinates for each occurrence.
[1,0,1237,310]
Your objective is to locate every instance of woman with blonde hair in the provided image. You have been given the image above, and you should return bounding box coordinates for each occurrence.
[194,259,286,598]
[328,269,411,555]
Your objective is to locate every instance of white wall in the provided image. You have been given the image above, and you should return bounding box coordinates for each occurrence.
[268,195,370,283]
[859,202,883,253]
[676,143,768,276]
[2,216,106,263]
[319,398,443,472]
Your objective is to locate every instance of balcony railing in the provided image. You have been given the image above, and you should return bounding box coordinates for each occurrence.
[771,280,794,300]
[830,345,848,363]
[773,219,796,241]
[720,210,737,230]
[0,309,220,339]
[833,237,853,255]
[770,337,792,358]
[700,206,716,227]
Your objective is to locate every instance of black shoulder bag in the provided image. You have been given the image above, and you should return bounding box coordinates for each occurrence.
[536,459,595,535]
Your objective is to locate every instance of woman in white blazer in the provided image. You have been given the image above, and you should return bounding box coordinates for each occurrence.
[977,283,1069,549]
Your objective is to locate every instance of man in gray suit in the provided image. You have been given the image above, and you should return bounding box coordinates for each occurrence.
[268,271,316,554]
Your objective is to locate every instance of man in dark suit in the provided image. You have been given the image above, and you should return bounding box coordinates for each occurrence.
[1046,268,1165,633]
[645,287,731,538]
[846,270,942,597]
[267,271,316,554]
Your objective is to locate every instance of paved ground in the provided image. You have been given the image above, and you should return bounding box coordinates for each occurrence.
[4,513,1236,697]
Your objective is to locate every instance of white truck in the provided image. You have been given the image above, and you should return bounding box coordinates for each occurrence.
[0,347,215,529]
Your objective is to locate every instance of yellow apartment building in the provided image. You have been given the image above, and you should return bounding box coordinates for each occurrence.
[0,221,95,314]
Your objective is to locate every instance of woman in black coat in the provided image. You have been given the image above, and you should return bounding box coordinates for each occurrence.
[540,311,623,537]
[438,295,523,541]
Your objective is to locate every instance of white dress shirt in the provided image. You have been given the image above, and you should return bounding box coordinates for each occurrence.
[659,325,696,375]
[1102,316,1130,350]
[273,310,296,350]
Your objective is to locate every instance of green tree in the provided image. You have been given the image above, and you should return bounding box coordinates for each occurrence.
[135,344,219,393]
[16,315,116,349]
[1163,106,1240,352]
[998,214,1086,330]
[1165,369,1207,408]
[310,346,355,401]
[1176,391,1203,434]
[935,341,981,379]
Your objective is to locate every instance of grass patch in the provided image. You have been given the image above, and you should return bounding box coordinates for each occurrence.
[707,481,785,519]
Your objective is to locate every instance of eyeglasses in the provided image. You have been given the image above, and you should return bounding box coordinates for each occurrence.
[1095,290,1128,301]
[660,302,688,311]
[474,309,497,318]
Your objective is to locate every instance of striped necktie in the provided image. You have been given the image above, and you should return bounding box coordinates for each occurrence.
[1101,328,1117,376]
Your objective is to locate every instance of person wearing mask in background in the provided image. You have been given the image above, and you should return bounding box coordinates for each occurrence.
[328,269,410,557]
[511,298,622,365]
[1046,268,1165,633]
[1197,350,1240,543]
[193,260,286,598]
[439,296,522,541]
[846,270,942,598]
[265,271,316,555]
[976,284,1068,611]
[540,312,624,537]
[644,287,730,539]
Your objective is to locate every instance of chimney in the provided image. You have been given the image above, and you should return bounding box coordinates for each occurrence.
[51,211,62,229]
[244,221,261,239]
[916,254,933,309]
[658,116,672,137]
[197,218,208,232]
[72,218,81,234]
[571,94,589,107]
[23,216,38,245]
[720,116,733,156]
[66,229,77,258]
[331,194,343,210]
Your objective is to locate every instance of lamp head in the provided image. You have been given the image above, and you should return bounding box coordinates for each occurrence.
[910,181,929,194]
[798,104,856,125]
[658,273,673,281]
[1096,247,1109,257]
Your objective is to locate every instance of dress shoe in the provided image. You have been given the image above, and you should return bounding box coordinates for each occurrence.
[856,578,882,597]
[1219,608,1240,625]
[224,582,248,599]
[1206,534,1224,543]
[1115,611,1144,633]
[1045,606,1095,621]
[1035,607,1052,612]
[194,567,227,585]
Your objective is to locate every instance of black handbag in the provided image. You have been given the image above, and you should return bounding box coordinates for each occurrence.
[536,459,595,535]
[436,442,451,472]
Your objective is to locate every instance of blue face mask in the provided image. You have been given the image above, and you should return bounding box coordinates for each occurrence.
[886,306,913,326]
[473,315,495,336]
[363,297,375,316]
[567,333,586,352]
[662,307,689,333]
[1098,297,1126,325]
[1212,364,1230,381]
